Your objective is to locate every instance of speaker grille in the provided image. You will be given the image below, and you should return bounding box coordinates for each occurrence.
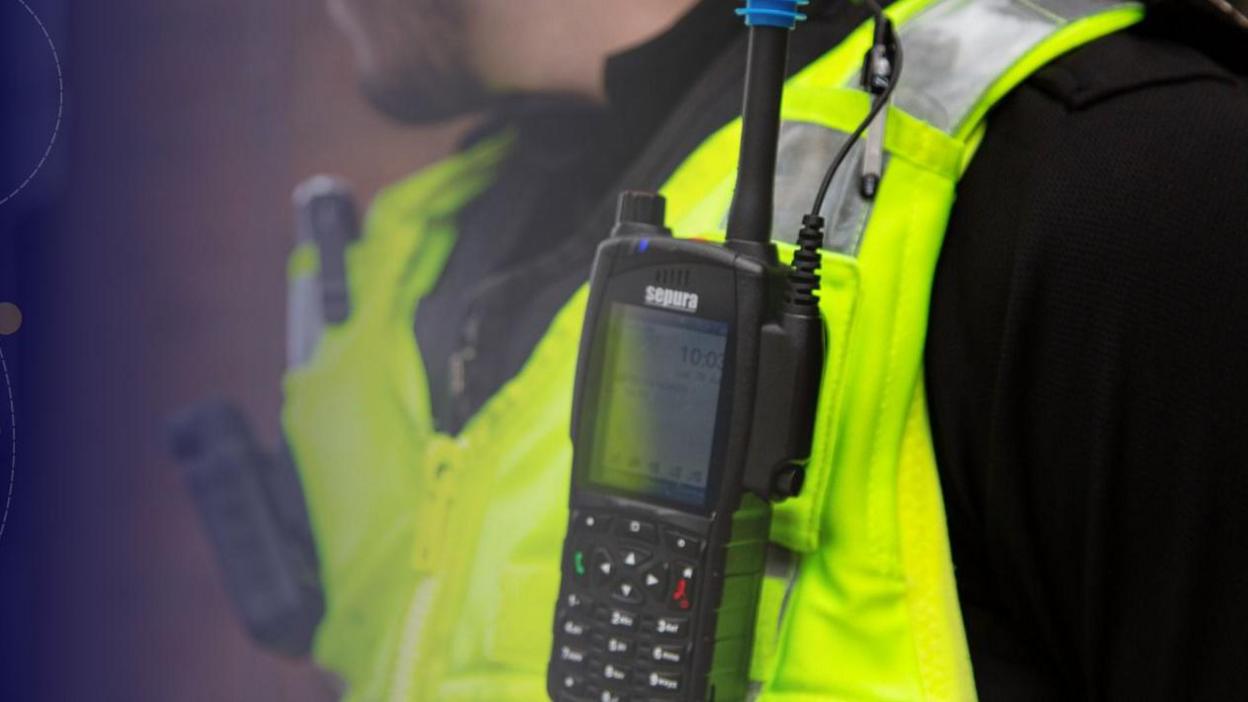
[653,268,692,287]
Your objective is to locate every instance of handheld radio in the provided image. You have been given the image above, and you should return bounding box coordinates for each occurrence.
[546,2,851,700]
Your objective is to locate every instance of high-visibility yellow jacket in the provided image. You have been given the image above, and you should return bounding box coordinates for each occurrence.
[282,0,1145,698]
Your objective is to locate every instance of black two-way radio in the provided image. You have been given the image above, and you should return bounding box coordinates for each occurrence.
[546,2,834,700]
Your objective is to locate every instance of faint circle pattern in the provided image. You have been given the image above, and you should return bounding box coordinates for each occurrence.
[1,0,64,208]
[0,303,21,335]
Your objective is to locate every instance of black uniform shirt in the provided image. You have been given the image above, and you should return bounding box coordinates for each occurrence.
[413,2,1248,699]
[926,9,1248,700]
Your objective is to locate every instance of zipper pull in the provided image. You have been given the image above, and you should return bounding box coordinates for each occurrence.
[448,314,481,430]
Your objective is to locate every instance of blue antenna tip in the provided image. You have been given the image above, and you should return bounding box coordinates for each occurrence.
[736,0,809,29]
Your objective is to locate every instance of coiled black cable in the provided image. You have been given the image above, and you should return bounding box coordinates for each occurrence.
[788,2,902,310]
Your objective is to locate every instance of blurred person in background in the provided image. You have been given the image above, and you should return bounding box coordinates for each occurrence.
[198,0,1248,699]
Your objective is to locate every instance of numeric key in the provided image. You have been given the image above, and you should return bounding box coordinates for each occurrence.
[652,616,688,638]
[560,617,589,638]
[604,608,639,630]
[647,643,686,665]
[555,672,590,696]
[601,635,632,657]
[645,670,683,694]
[600,661,630,683]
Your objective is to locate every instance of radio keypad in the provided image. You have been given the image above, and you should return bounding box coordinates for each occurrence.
[553,510,705,699]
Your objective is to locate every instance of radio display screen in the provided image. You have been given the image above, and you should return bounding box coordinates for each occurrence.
[587,302,729,507]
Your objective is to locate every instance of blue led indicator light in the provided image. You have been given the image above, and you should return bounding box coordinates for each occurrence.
[638,239,650,253]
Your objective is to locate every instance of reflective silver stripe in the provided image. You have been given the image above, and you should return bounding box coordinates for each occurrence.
[288,175,359,368]
[287,273,323,369]
[762,0,1131,256]
[768,122,883,255]
[888,0,1133,133]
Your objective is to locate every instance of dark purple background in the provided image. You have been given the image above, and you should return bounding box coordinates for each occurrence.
[0,0,464,697]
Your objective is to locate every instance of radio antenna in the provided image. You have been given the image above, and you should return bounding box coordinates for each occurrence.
[724,1,807,254]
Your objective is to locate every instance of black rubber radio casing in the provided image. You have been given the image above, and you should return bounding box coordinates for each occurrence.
[548,196,822,702]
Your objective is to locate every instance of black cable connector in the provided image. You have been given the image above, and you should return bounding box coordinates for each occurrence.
[787,213,825,311]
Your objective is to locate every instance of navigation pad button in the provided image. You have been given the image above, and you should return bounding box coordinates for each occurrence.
[641,563,667,598]
[611,580,644,605]
[591,548,615,586]
[617,547,651,571]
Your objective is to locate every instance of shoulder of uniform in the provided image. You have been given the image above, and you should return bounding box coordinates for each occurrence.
[1027,19,1243,112]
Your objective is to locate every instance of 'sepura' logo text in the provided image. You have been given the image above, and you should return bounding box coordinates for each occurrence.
[644,285,699,313]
